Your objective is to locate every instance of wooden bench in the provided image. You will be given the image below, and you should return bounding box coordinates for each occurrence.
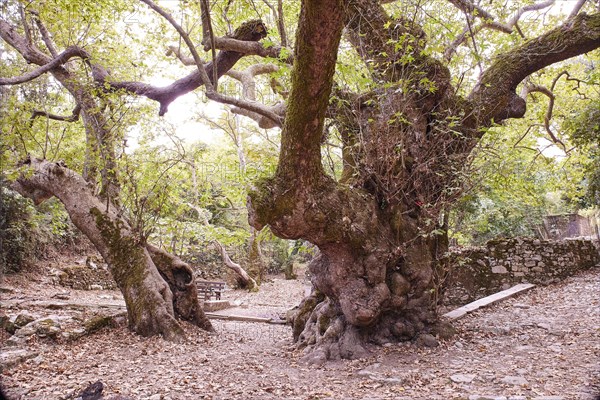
[197,281,226,301]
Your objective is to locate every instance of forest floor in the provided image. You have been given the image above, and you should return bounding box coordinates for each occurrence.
[0,254,599,400]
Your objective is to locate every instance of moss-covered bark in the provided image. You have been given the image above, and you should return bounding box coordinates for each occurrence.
[147,245,213,332]
[248,0,600,361]
[12,158,206,341]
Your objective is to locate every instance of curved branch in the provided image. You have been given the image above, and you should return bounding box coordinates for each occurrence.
[29,104,82,126]
[470,12,600,126]
[0,45,90,85]
[166,45,195,66]
[507,0,556,27]
[225,63,285,128]
[445,0,555,60]
[139,0,212,91]
[520,71,572,151]
[213,241,257,290]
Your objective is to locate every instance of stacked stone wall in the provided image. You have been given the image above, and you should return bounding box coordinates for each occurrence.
[441,238,599,306]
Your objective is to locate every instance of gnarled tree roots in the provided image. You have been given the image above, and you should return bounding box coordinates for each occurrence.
[289,249,448,364]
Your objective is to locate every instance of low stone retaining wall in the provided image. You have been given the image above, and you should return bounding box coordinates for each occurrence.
[441,237,600,306]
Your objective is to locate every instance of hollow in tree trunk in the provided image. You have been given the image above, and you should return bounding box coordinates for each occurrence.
[12,158,213,340]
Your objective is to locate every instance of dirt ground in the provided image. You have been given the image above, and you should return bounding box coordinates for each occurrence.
[0,256,599,400]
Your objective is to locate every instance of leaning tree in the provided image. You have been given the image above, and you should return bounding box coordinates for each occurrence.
[1,0,599,358]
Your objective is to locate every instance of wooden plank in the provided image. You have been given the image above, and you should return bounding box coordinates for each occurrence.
[204,312,287,325]
[443,283,535,320]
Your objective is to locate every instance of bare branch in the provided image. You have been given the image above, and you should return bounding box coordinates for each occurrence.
[470,12,600,126]
[569,0,588,19]
[0,45,90,85]
[225,63,285,128]
[445,0,555,60]
[31,11,58,57]
[139,0,213,92]
[227,63,279,100]
[29,104,82,126]
[209,91,283,127]
[507,0,555,27]
[166,45,195,66]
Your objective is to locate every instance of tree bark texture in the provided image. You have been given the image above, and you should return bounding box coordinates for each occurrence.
[249,0,600,362]
[12,158,213,339]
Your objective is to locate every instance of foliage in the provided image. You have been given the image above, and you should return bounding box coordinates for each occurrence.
[1,0,598,266]
[0,184,77,273]
[563,98,600,207]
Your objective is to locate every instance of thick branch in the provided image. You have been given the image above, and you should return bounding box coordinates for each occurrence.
[226,63,284,128]
[470,12,600,125]
[94,20,279,122]
[0,45,89,85]
[168,38,292,64]
[211,36,293,63]
[277,0,345,182]
[0,18,52,65]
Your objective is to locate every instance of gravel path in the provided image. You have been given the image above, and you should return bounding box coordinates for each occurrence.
[1,266,598,399]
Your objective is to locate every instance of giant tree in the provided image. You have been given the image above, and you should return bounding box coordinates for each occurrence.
[1,0,599,358]
[247,0,600,363]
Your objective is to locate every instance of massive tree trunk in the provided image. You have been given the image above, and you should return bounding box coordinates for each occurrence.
[248,0,600,363]
[13,158,213,339]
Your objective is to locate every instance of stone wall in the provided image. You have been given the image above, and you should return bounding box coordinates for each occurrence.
[441,237,600,306]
